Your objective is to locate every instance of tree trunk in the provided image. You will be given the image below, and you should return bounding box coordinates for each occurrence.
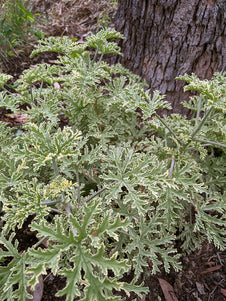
[113,0,225,114]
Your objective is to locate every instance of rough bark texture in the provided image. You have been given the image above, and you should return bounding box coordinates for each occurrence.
[113,0,226,114]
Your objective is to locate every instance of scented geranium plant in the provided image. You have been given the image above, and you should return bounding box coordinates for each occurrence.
[0,29,225,300]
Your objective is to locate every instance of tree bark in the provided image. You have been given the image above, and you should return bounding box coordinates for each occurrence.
[113,0,225,114]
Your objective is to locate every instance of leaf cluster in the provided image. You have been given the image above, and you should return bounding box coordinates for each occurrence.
[0,29,225,300]
[0,0,43,65]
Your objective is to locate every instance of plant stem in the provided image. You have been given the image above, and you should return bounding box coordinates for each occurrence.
[205,179,226,185]
[191,107,213,140]
[92,47,99,63]
[195,96,202,126]
[42,199,59,206]
[194,138,226,148]
[184,106,214,150]
[98,53,104,63]
[78,186,107,207]
[168,157,175,178]
[50,208,62,214]
[29,85,34,102]
[155,113,183,146]
[33,237,47,249]
[52,158,77,236]
[52,158,59,176]
[39,81,43,98]
[76,167,81,204]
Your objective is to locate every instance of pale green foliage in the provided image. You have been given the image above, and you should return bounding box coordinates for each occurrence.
[0,30,225,300]
[178,73,226,110]
[0,91,25,112]
[15,123,84,170]
[30,36,86,57]
[27,201,131,301]
[0,74,12,89]
[0,234,31,301]
[86,28,124,55]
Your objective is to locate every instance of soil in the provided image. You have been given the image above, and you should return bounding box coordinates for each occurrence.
[0,1,225,300]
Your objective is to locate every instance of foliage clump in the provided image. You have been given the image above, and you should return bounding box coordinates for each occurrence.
[0,28,225,300]
[0,0,43,67]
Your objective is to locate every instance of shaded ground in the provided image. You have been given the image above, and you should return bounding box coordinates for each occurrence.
[1,0,116,75]
[30,0,116,38]
[0,1,225,300]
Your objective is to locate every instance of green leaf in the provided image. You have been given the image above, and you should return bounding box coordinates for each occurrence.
[57,246,128,301]
[194,199,226,250]
[30,36,86,57]
[86,28,124,55]
[103,147,152,215]
[0,235,31,301]
[178,72,226,110]
[0,73,12,88]
[2,178,50,231]
[15,122,84,171]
